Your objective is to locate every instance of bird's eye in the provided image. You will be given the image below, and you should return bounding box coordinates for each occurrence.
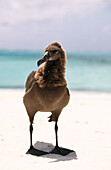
[52,50,57,53]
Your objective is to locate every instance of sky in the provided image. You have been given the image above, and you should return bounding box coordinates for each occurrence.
[0,0,111,52]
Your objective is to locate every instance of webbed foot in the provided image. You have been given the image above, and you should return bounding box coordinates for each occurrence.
[49,146,74,156]
[26,146,49,156]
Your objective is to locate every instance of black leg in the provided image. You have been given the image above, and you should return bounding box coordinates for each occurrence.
[26,123,49,156]
[49,121,75,156]
[30,123,33,147]
[55,121,58,148]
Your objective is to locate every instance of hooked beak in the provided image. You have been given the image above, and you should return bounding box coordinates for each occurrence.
[37,51,50,67]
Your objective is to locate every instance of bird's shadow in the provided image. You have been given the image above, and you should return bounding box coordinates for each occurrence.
[32,141,78,162]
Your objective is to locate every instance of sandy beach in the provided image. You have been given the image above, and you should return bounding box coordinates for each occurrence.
[0,89,111,170]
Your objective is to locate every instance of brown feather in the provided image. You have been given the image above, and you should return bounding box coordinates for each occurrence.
[34,45,67,88]
[23,42,70,123]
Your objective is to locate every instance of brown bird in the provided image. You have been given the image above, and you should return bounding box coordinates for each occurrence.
[23,42,74,156]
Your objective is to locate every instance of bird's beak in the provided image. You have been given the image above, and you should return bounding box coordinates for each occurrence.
[37,51,50,67]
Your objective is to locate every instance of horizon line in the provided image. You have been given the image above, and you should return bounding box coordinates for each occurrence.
[0,49,111,53]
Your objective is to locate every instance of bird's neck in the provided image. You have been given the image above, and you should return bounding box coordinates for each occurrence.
[35,57,67,88]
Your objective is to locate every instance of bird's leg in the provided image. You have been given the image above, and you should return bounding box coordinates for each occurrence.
[55,121,58,148]
[30,123,33,148]
[26,123,49,156]
[49,121,75,156]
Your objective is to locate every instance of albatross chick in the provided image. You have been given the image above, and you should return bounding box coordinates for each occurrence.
[23,42,74,156]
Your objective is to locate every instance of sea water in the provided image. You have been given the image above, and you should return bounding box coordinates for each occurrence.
[0,50,111,92]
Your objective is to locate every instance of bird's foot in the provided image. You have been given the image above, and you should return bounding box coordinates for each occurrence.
[26,146,49,156]
[49,146,74,156]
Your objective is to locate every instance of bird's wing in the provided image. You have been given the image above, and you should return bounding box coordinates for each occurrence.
[66,87,70,96]
[25,71,36,92]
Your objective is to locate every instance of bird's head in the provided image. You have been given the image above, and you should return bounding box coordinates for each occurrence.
[37,42,64,67]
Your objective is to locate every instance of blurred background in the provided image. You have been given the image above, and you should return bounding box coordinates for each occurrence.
[0,0,111,92]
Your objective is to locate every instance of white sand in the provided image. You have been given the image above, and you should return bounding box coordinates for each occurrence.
[0,89,111,170]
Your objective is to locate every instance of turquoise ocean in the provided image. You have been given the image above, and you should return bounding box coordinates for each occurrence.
[0,50,111,93]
